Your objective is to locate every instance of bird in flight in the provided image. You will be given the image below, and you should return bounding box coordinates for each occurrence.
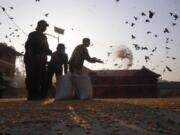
[131,34,136,39]
[141,12,146,16]
[149,10,155,19]
[164,28,169,33]
[166,66,172,72]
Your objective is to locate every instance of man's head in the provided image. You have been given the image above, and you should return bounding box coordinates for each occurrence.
[57,43,66,52]
[82,38,90,47]
[36,20,49,32]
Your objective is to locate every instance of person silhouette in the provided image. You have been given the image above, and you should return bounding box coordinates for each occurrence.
[46,43,68,96]
[24,20,52,100]
[69,38,103,74]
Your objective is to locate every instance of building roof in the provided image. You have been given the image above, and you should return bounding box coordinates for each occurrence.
[89,66,161,78]
[0,43,22,56]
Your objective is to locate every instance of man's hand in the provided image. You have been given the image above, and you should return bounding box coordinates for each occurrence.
[96,59,104,63]
[92,57,104,63]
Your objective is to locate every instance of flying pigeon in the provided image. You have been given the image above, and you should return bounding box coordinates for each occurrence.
[141,47,148,50]
[145,19,150,23]
[131,22,135,27]
[133,16,138,21]
[45,13,49,17]
[131,34,136,39]
[173,14,179,20]
[169,12,173,16]
[107,52,112,56]
[9,7,14,10]
[172,57,176,60]
[172,23,176,26]
[141,12,146,16]
[133,44,140,50]
[165,47,171,49]
[164,28,169,33]
[145,56,150,62]
[166,66,172,72]
[1,7,5,11]
[149,10,155,19]
[152,47,157,52]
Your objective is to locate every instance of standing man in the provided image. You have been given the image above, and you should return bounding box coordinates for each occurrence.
[24,20,52,100]
[69,38,103,74]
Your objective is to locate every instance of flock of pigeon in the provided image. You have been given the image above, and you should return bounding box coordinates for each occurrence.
[104,2,179,74]
[127,10,179,73]
[0,1,179,75]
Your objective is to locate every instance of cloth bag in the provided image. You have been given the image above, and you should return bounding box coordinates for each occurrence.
[55,73,75,100]
[72,74,93,100]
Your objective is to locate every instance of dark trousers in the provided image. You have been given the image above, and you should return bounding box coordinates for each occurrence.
[46,63,62,96]
[25,59,47,100]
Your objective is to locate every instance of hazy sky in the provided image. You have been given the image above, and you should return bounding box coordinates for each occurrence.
[0,0,180,81]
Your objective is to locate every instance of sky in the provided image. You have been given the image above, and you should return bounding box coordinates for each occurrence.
[0,0,180,81]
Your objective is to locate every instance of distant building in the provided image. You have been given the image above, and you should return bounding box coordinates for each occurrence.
[158,81,180,97]
[0,43,22,97]
[86,66,161,98]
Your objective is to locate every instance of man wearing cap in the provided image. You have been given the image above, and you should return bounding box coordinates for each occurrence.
[69,38,103,74]
[46,43,68,96]
[24,20,52,100]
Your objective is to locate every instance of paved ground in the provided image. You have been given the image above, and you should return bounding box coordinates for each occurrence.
[0,98,180,135]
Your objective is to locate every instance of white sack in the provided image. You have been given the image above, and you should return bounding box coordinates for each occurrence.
[55,73,75,100]
[72,74,93,100]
